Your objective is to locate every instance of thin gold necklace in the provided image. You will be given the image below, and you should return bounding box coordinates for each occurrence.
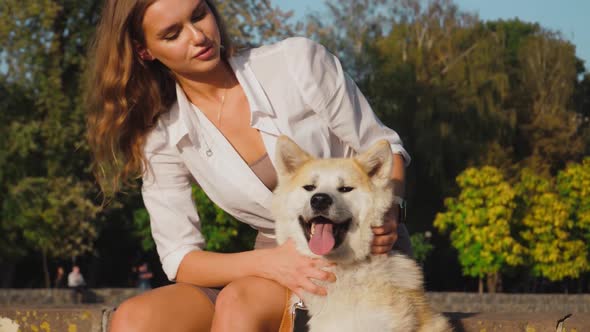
[204,77,229,157]
[216,78,230,128]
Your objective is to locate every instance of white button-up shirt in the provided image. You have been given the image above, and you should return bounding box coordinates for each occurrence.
[142,37,411,280]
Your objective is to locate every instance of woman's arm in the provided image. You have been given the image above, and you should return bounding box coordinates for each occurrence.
[177,240,335,297]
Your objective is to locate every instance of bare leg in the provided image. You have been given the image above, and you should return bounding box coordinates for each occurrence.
[109,283,214,332]
[212,276,287,332]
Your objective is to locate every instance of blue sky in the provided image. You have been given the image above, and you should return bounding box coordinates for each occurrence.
[273,0,590,69]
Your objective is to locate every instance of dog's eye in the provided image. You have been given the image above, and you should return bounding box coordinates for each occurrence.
[338,186,354,193]
[303,185,316,192]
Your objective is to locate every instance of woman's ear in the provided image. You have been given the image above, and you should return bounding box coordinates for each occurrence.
[133,40,155,61]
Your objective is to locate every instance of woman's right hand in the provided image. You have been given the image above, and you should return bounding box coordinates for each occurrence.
[261,239,336,299]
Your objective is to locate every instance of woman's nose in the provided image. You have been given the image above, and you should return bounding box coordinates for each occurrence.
[187,24,206,45]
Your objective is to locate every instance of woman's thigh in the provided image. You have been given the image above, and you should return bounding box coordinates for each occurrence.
[109,283,215,332]
[212,276,287,332]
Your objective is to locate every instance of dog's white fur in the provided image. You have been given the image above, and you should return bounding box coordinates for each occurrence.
[272,136,452,332]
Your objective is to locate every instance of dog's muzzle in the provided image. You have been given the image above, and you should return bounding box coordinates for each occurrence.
[298,215,351,256]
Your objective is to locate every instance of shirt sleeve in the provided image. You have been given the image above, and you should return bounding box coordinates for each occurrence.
[142,133,205,281]
[283,37,411,165]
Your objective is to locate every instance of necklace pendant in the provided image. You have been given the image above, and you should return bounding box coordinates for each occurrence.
[206,149,213,157]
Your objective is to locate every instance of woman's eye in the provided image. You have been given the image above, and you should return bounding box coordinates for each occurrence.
[303,185,316,192]
[163,32,179,41]
[191,12,206,22]
[338,186,354,193]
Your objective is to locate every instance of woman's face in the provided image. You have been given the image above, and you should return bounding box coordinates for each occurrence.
[141,0,222,79]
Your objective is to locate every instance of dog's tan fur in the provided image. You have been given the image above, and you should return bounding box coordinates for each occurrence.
[272,136,452,332]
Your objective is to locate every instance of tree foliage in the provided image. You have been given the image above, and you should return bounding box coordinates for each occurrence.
[515,169,589,281]
[214,0,298,48]
[514,33,584,173]
[410,232,434,265]
[2,177,100,287]
[558,158,590,240]
[3,177,101,259]
[436,163,590,290]
[0,0,102,273]
[192,186,257,252]
[434,167,524,292]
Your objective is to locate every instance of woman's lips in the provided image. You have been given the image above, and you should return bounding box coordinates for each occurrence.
[194,45,215,60]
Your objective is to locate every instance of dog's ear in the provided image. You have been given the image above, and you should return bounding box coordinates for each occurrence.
[274,135,313,177]
[355,140,393,187]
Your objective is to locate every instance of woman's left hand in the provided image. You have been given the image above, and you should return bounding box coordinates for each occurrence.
[371,204,399,255]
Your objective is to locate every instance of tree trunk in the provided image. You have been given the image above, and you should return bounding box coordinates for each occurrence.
[478,277,483,294]
[42,250,50,288]
[486,272,498,293]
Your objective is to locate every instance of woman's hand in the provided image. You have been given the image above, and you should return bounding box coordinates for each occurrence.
[371,204,399,255]
[261,239,336,299]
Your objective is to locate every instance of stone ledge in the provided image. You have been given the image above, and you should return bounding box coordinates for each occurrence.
[3,290,590,314]
[1,307,588,332]
[446,312,589,332]
[0,306,108,332]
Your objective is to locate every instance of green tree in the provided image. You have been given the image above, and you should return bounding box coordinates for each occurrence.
[215,0,298,48]
[515,169,589,282]
[556,158,590,276]
[558,158,590,240]
[514,32,584,174]
[410,232,434,265]
[305,0,397,79]
[192,186,256,252]
[434,167,524,293]
[2,177,101,288]
[0,0,104,286]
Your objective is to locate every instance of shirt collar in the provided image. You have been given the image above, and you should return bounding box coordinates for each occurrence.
[167,83,199,146]
[229,52,275,118]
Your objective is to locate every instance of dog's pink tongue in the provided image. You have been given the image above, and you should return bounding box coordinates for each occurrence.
[309,223,335,255]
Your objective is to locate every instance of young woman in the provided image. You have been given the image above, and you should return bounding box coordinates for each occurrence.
[86,0,412,331]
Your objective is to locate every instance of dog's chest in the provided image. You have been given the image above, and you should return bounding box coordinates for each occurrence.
[305,263,396,332]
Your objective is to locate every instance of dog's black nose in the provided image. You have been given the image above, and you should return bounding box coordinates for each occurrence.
[310,193,333,211]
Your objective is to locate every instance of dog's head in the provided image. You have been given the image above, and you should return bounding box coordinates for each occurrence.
[271,136,394,263]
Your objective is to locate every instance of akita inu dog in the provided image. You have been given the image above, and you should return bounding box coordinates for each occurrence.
[272,136,452,332]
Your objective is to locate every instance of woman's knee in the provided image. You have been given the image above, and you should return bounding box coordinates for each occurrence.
[215,279,250,318]
[109,284,214,332]
[213,277,286,330]
[109,296,153,332]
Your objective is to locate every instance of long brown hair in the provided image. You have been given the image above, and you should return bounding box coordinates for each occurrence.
[85,0,233,196]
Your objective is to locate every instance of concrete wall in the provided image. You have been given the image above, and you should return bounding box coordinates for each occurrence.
[0,289,140,306]
[1,289,589,313]
[427,292,590,313]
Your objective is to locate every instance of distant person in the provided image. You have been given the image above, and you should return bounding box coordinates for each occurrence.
[137,262,154,291]
[54,266,67,289]
[68,265,86,303]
